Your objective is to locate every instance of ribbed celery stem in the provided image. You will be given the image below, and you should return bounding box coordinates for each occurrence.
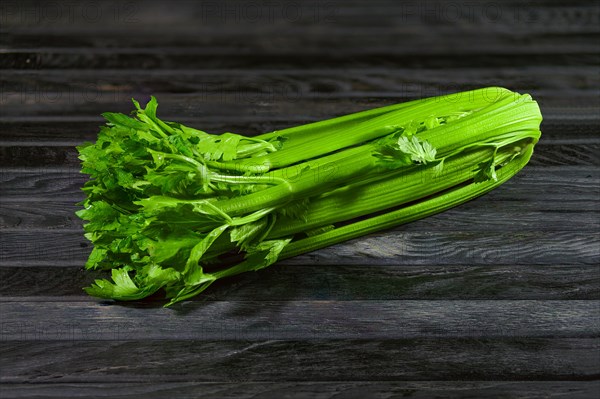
[278,143,535,260]
[267,140,530,238]
[222,87,515,171]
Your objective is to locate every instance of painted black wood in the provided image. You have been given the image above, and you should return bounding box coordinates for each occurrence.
[1,264,598,300]
[1,339,599,382]
[1,381,600,399]
[0,0,598,397]
[1,300,598,340]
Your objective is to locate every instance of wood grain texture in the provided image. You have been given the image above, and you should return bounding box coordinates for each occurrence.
[1,381,599,399]
[3,67,598,91]
[2,0,597,29]
[1,300,598,340]
[2,91,599,119]
[2,229,598,267]
[1,0,598,395]
[1,264,598,300]
[1,69,597,114]
[1,339,599,382]
[4,51,598,70]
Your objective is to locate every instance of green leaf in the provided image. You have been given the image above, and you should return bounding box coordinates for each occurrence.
[85,247,108,270]
[474,157,498,183]
[167,134,194,157]
[146,229,206,264]
[164,224,228,306]
[144,96,159,119]
[164,274,216,307]
[243,238,292,272]
[85,268,139,299]
[85,264,180,301]
[183,224,229,274]
[137,264,181,293]
[230,217,268,249]
[402,120,420,136]
[102,112,148,131]
[373,143,413,169]
[77,201,122,232]
[396,135,437,164]
[424,116,441,130]
[136,129,161,144]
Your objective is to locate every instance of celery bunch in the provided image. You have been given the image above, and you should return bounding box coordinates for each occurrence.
[77,87,542,306]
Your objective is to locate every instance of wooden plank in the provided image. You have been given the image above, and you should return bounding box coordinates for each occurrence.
[2,0,598,33]
[2,6,598,54]
[1,143,598,168]
[1,91,598,119]
[2,51,599,71]
[1,381,599,399]
[0,0,597,394]
[2,68,598,97]
[0,201,83,230]
[1,229,598,267]
[0,264,598,300]
[2,35,598,55]
[2,198,597,231]
[0,170,85,200]
[2,35,597,55]
[0,147,80,168]
[0,338,598,382]
[1,300,598,340]
[1,167,596,201]
[281,230,600,266]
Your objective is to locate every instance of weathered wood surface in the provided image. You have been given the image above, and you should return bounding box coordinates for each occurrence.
[1,300,598,340]
[1,0,598,397]
[2,229,599,267]
[1,381,600,399]
[1,339,599,382]
[1,264,598,300]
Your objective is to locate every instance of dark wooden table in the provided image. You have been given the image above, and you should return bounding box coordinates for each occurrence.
[1,1,599,398]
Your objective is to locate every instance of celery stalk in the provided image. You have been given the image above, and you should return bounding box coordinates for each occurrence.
[77,87,542,306]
